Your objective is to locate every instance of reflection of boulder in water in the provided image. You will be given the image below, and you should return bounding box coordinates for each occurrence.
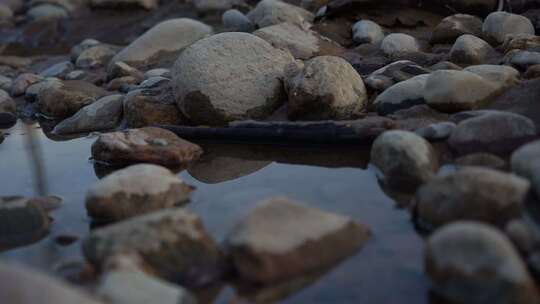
[188,155,271,184]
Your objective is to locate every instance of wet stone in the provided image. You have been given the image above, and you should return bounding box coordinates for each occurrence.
[0,197,50,250]
[91,127,203,167]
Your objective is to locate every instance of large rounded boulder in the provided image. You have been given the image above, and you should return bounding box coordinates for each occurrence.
[172,32,294,125]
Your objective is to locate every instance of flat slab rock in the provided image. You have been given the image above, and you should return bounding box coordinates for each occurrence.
[224,197,370,283]
[91,127,203,167]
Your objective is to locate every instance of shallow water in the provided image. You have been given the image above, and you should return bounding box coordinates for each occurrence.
[0,122,429,303]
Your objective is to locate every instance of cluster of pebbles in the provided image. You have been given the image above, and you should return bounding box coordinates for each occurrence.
[2,0,540,303]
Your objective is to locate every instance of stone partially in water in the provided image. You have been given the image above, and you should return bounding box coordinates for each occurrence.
[415,167,529,230]
[91,127,203,167]
[123,87,186,128]
[371,130,438,191]
[0,197,50,250]
[83,207,223,287]
[224,197,370,283]
[425,221,539,304]
[85,164,194,221]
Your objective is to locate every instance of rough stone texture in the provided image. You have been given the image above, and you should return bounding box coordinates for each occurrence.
[380,33,421,57]
[90,0,159,9]
[225,197,370,283]
[86,164,194,220]
[425,221,540,304]
[431,14,483,44]
[110,18,213,70]
[247,0,314,28]
[448,111,537,155]
[375,74,428,115]
[371,130,438,191]
[222,9,254,32]
[124,87,186,128]
[40,60,74,78]
[91,127,203,167]
[52,94,123,134]
[449,34,494,64]
[415,121,456,141]
[172,32,294,125]
[285,56,367,120]
[511,139,540,197]
[0,262,104,304]
[507,50,540,70]
[463,64,520,90]
[254,22,342,60]
[502,34,540,54]
[352,19,384,45]
[76,45,118,69]
[483,11,535,45]
[416,167,529,230]
[98,270,196,304]
[365,60,430,92]
[10,73,43,97]
[83,207,223,287]
[37,79,109,119]
[0,197,50,250]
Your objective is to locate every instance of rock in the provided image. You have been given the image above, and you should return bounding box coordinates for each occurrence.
[137,76,168,89]
[365,60,430,92]
[374,74,428,115]
[507,50,540,70]
[247,0,314,28]
[91,127,203,167]
[352,19,384,45]
[455,153,507,170]
[463,64,519,89]
[27,3,68,20]
[525,64,540,79]
[416,167,529,229]
[0,89,16,128]
[172,32,294,125]
[70,38,101,62]
[25,79,54,102]
[449,34,495,64]
[107,76,140,91]
[502,34,540,53]
[222,9,254,32]
[37,79,109,119]
[0,75,12,92]
[380,33,421,58]
[143,68,169,79]
[431,14,483,44]
[85,164,194,221]
[108,61,144,81]
[415,121,456,141]
[448,111,537,155]
[224,197,370,283]
[511,139,540,197]
[0,262,104,304]
[285,55,366,120]
[371,130,438,191]
[483,12,535,45]
[193,0,237,13]
[76,45,118,69]
[90,0,158,10]
[98,270,196,304]
[83,207,223,287]
[10,73,43,97]
[424,70,499,112]
[425,221,539,304]
[124,87,186,128]
[430,61,462,71]
[0,197,50,250]
[254,22,342,60]
[52,94,124,135]
[110,18,213,70]
[40,61,74,78]
[506,219,534,254]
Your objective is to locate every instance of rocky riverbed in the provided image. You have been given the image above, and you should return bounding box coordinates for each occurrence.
[2,0,540,304]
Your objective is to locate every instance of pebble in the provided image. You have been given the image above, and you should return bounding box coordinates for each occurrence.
[0,197,50,250]
[380,33,421,58]
[374,74,428,115]
[430,14,483,44]
[222,9,254,32]
[123,86,186,128]
[482,11,535,45]
[414,121,456,141]
[76,45,118,69]
[40,61,74,78]
[455,153,507,170]
[10,73,43,97]
[449,34,494,65]
[27,3,68,20]
[352,19,384,45]
[247,0,314,28]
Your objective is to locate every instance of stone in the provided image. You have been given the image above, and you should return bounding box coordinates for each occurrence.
[172,32,294,125]
[415,121,456,141]
[124,87,186,128]
[107,76,140,91]
[455,153,507,170]
[483,11,535,45]
[91,127,203,167]
[0,89,16,128]
[506,219,534,254]
[285,55,367,120]
[90,0,158,10]
[0,197,50,250]
[83,207,223,287]
[371,130,438,191]
[224,197,370,283]
[254,22,342,60]
[424,70,499,112]
[430,14,483,44]
[10,73,43,97]
[70,38,101,62]
[143,68,169,79]
[374,74,428,115]
[352,19,384,45]
[137,76,168,89]
[425,221,539,304]
[449,34,495,64]
[27,3,68,20]
[222,9,254,32]
[52,94,124,135]
[193,0,237,13]
[247,0,314,28]
[448,111,537,155]
[364,60,430,92]
[511,139,540,197]
[0,75,12,92]
[110,18,213,70]
[463,64,519,90]
[380,33,421,58]
[85,164,194,221]
[98,270,196,304]
[430,61,462,71]
[37,79,108,119]
[502,34,540,53]
[507,50,540,70]
[0,262,104,304]
[40,60,74,78]
[416,167,529,230]
[108,61,144,81]
[525,64,540,79]
[76,45,118,69]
